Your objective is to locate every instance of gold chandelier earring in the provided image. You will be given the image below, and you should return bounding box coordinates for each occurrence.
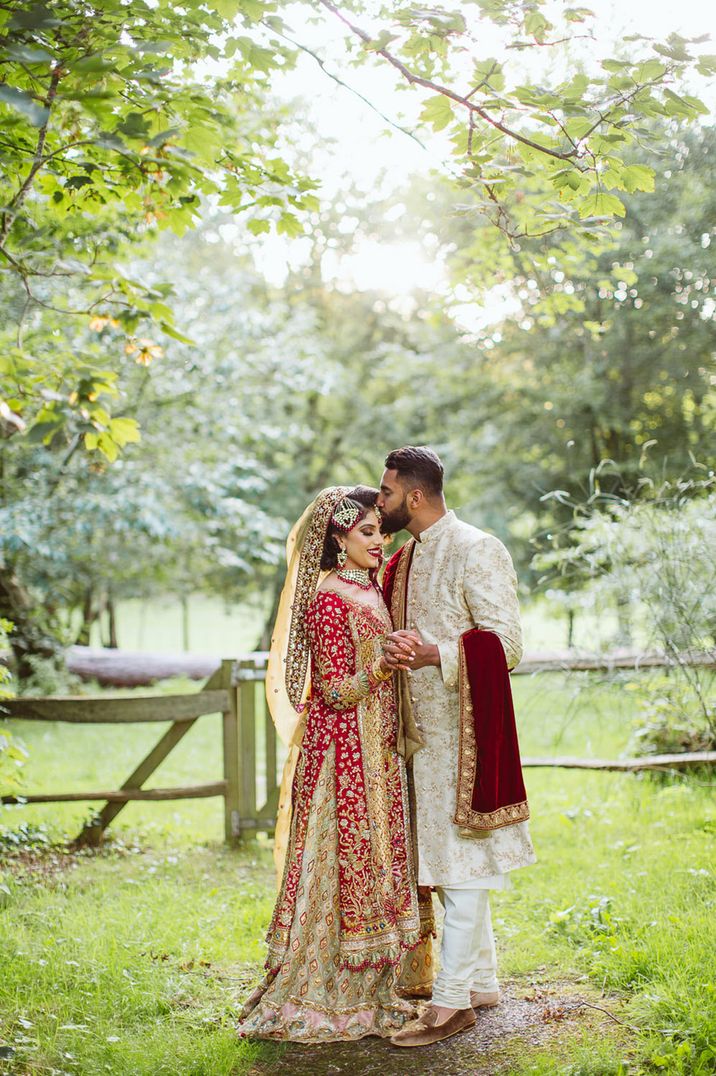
[337,546,348,568]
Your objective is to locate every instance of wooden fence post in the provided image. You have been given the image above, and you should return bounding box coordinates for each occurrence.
[236,657,258,839]
[264,701,278,825]
[221,659,240,845]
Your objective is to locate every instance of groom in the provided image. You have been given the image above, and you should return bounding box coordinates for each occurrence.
[377,445,536,1047]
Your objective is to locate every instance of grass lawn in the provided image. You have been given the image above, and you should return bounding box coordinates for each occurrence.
[1,671,714,1074]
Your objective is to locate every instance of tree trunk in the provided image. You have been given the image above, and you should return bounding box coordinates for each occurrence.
[107,591,119,649]
[256,574,284,651]
[0,564,62,679]
[615,594,633,647]
[76,586,96,646]
[181,594,190,652]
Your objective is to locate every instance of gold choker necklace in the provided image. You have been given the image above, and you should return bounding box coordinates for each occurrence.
[336,567,372,590]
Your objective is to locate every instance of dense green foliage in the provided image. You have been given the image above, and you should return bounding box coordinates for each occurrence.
[1,1,714,674]
[0,0,317,457]
[3,126,715,664]
[1,0,712,452]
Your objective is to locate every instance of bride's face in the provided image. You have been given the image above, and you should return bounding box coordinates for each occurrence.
[339,509,384,571]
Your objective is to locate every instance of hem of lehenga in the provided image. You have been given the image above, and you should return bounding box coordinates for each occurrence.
[265,925,426,977]
[236,995,421,1043]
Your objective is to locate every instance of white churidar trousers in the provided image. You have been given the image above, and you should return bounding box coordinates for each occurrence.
[431,886,499,1009]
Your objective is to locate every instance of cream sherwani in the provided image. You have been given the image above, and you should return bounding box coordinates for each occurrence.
[406,510,536,887]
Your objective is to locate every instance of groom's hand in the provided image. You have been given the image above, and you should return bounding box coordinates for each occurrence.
[406,639,440,671]
[382,630,420,671]
[383,630,440,672]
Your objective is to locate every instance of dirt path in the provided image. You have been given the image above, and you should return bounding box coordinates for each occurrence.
[246,980,630,1075]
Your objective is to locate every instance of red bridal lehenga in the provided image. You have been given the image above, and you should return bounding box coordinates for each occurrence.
[237,542,433,1041]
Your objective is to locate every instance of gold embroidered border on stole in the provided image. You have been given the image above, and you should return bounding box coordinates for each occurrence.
[388,541,424,762]
[389,539,414,632]
[453,636,530,837]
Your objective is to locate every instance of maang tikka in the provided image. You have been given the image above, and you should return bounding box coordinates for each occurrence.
[331,499,361,533]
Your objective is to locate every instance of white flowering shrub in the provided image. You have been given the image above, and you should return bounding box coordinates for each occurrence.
[536,476,716,753]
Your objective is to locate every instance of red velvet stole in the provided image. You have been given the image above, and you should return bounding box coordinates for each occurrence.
[455,629,529,833]
[381,545,403,611]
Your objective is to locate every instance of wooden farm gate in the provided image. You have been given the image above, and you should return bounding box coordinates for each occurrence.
[1,656,282,846]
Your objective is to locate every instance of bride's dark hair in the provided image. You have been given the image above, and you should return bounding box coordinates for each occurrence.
[320,486,380,570]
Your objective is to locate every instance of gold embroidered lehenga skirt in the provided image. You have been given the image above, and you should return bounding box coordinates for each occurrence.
[236,590,433,1042]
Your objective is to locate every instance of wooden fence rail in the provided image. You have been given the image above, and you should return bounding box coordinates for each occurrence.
[1,659,264,846]
[522,752,716,772]
[2,652,714,845]
[25,643,713,687]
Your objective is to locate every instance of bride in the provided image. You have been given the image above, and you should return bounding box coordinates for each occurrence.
[237,485,433,1042]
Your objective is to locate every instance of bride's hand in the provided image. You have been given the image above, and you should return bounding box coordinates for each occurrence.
[382,630,420,671]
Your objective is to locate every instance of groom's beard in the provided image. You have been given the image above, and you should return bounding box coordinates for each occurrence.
[379,496,411,535]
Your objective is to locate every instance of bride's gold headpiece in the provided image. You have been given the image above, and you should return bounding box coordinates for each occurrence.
[330,498,362,533]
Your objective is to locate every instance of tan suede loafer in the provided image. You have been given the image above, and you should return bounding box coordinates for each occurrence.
[471,989,500,1009]
[390,1005,476,1048]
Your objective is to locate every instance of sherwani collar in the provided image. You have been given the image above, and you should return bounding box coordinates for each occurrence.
[415,509,455,545]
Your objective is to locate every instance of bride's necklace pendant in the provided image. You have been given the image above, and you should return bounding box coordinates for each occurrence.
[336,567,372,590]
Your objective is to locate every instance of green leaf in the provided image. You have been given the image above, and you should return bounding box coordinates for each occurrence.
[601,59,630,72]
[578,192,626,219]
[246,218,271,236]
[108,417,141,446]
[70,53,116,73]
[524,12,552,42]
[564,117,593,140]
[633,59,667,82]
[363,30,399,52]
[159,322,195,345]
[653,34,692,62]
[419,94,455,132]
[276,212,303,238]
[696,54,716,76]
[0,84,49,126]
[620,164,655,193]
[4,44,53,64]
[96,433,119,462]
[89,406,111,426]
[133,39,176,55]
[471,58,505,92]
[27,420,61,444]
[612,266,638,286]
[236,0,266,19]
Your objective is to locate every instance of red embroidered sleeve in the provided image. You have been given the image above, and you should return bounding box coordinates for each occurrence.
[306,593,388,711]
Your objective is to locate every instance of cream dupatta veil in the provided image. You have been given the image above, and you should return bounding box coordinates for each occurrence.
[265,487,351,883]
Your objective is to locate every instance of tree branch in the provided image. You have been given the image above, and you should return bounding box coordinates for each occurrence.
[318,0,578,163]
[264,20,427,151]
[0,62,64,244]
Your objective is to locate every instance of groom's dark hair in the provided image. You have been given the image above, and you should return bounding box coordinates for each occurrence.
[384,446,444,499]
